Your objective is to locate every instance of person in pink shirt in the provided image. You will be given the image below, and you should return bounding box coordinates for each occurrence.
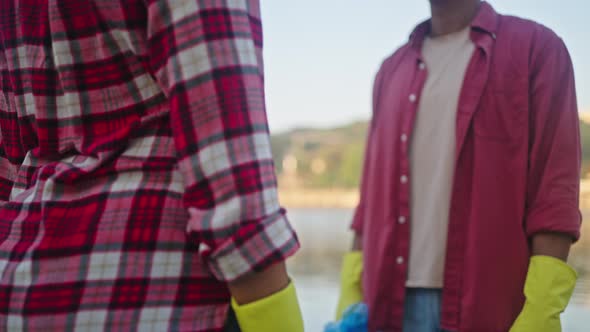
[334,1,582,331]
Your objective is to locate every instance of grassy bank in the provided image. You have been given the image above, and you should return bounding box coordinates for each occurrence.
[279,188,359,208]
[280,180,590,209]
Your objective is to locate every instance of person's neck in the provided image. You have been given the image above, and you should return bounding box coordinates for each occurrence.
[430,0,481,37]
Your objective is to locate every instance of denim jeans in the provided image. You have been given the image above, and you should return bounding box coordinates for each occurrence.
[402,288,451,332]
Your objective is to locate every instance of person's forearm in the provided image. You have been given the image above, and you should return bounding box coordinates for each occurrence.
[352,233,363,251]
[228,262,290,305]
[531,232,573,261]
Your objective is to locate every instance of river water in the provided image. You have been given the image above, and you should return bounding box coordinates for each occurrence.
[286,208,590,332]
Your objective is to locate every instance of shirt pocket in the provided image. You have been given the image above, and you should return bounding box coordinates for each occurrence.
[472,88,527,142]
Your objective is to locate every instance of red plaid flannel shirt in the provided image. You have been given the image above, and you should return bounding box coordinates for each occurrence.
[0,1,299,331]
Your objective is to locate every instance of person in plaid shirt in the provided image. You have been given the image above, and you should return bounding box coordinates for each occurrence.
[0,1,303,331]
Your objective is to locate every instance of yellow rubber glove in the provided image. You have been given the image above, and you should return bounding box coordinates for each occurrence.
[231,281,304,332]
[510,255,577,332]
[335,251,364,320]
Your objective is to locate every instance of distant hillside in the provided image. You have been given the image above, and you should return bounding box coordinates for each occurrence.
[271,117,590,189]
[271,121,368,188]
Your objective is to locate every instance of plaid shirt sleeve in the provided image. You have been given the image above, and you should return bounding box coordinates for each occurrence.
[0,140,16,202]
[0,51,15,202]
[144,0,299,282]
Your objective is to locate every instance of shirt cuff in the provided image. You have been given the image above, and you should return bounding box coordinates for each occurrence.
[525,209,582,242]
[206,210,300,282]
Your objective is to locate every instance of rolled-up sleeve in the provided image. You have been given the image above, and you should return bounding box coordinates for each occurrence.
[525,29,582,240]
[144,0,299,281]
[351,65,386,234]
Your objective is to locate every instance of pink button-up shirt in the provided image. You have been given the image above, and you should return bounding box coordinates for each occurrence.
[352,3,582,331]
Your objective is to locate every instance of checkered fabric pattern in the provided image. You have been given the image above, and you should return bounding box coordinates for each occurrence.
[0,1,299,331]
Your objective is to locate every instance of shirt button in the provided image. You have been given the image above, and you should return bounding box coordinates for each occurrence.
[419,62,426,70]
[398,216,406,224]
[401,134,408,142]
[400,175,408,184]
[396,256,404,265]
[409,94,417,103]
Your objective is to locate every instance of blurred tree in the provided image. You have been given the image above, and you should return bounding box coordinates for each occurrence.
[335,141,364,188]
[271,117,590,188]
[271,122,368,188]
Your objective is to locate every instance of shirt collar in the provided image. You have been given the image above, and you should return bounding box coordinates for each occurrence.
[409,1,499,51]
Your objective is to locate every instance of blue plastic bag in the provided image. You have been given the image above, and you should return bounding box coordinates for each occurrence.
[324,303,368,332]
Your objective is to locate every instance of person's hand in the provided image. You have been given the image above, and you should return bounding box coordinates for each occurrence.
[231,281,304,332]
[509,256,577,332]
[190,203,304,332]
[335,251,364,320]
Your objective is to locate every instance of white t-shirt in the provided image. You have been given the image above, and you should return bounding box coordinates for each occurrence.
[407,27,475,288]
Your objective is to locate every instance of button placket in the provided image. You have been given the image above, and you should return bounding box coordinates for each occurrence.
[392,57,427,289]
[400,175,408,184]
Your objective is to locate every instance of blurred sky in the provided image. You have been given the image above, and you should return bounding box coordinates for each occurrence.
[260,0,590,132]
